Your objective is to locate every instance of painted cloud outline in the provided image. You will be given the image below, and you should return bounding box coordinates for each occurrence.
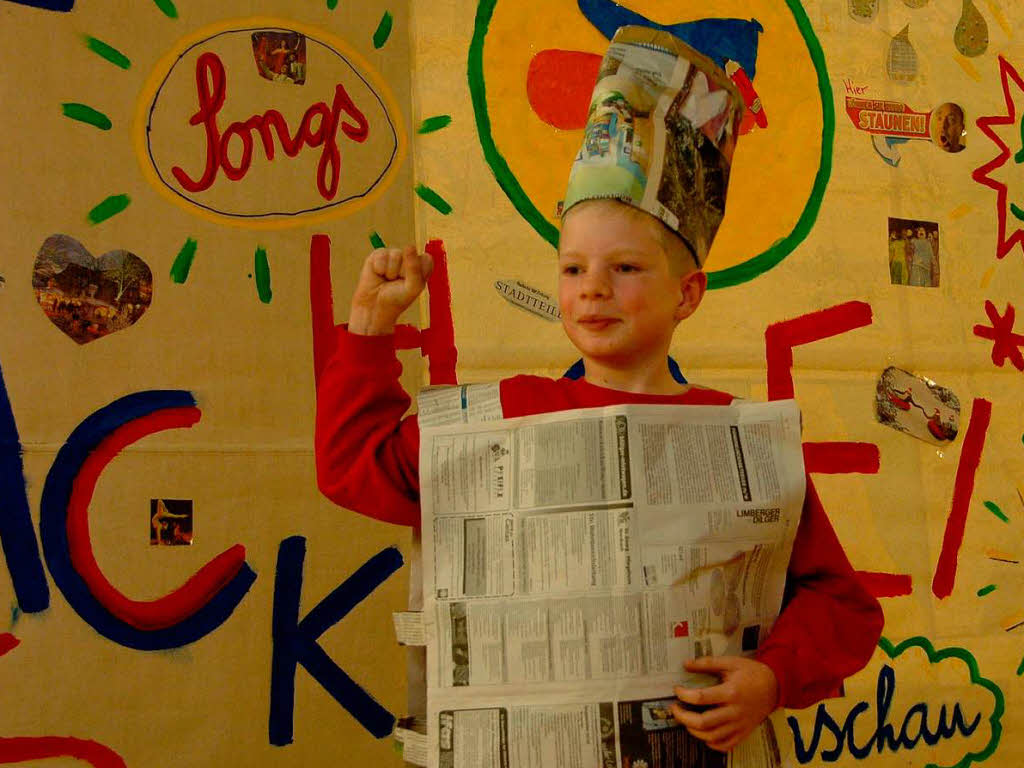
[877,635,1004,768]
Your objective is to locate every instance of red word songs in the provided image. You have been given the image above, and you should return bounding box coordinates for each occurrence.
[172,52,369,201]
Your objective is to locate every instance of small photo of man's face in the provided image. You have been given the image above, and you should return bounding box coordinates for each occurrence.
[933,103,966,153]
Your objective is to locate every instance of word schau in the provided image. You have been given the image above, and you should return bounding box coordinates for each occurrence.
[787,664,982,762]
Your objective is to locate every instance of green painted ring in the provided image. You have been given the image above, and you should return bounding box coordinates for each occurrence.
[468,0,835,289]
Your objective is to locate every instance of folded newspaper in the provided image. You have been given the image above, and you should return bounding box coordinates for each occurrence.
[560,25,745,268]
[406,387,804,768]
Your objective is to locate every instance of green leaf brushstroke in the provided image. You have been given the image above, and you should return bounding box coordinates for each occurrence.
[419,115,453,134]
[254,246,272,304]
[87,194,131,225]
[415,183,452,215]
[84,36,131,69]
[62,103,111,130]
[373,11,393,49]
[170,238,198,284]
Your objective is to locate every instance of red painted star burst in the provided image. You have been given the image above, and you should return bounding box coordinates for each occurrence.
[972,56,1024,260]
[973,300,1024,371]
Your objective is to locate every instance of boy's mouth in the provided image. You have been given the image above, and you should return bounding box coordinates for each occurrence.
[577,315,619,330]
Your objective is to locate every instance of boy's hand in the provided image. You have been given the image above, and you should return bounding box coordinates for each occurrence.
[669,656,779,752]
[349,246,433,335]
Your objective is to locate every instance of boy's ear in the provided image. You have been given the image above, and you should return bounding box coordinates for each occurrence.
[674,269,707,322]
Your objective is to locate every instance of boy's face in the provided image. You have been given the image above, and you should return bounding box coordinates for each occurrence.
[558,203,705,370]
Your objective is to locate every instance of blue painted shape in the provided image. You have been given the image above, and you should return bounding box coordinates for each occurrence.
[563,356,688,384]
[38,390,256,650]
[578,0,763,79]
[1,0,74,10]
[0,358,49,612]
[269,537,400,744]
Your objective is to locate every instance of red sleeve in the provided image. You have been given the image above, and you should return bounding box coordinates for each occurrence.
[755,476,884,710]
[314,325,421,527]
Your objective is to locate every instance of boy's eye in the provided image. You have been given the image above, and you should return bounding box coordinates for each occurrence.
[616,263,640,272]
[562,265,581,275]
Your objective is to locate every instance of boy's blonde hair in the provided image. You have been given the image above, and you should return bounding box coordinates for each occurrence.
[561,199,701,277]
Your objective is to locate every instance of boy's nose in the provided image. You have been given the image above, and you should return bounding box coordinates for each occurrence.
[580,269,611,297]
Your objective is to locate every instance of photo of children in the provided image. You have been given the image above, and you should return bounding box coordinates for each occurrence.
[887,217,940,287]
[149,499,194,546]
[33,234,153,345]
[875,366,960,444]
[251,30,307,85]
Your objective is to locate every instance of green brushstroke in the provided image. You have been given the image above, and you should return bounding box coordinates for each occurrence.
[1014,112,1023,163]
[418,115,452,134]
[878,636,1003,767]
[977,584,997,596]
[467,0,833,289]
[84,36,131,69]
[415,183,452,215]
[984,500,1009,522]
[87,194,131,225]
[370,232,386,249]
[1018,655,1024,676]
[170,238,197,284]
[254,246,272,303]
[1010,202,1024,222]
[327,0,339,7]
[152,0,178,18]
[61,103,111,130]
[373,11,393,48]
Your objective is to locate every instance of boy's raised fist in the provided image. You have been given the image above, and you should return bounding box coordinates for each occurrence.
[349,245,434,335]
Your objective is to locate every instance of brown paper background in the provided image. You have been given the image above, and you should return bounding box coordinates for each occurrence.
[2,0,1024,765]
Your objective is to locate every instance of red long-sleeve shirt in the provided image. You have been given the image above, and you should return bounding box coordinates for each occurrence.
[315,327,884,710]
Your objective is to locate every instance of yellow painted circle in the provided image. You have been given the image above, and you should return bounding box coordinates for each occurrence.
[481,0,824,274]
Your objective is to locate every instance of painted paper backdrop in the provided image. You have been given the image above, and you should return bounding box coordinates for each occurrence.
[1,0,1024,766]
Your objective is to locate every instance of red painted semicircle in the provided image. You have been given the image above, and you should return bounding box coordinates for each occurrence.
[527,49,602,130]
[0,736,126,767]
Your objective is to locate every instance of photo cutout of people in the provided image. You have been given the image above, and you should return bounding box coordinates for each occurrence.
[251,30,307,85]
[887,217,939,287]
[875,367,960,444]
[33,234,153,345]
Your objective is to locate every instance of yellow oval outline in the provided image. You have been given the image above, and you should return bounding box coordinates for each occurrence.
[132,17,407,231]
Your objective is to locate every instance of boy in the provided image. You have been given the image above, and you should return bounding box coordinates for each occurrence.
[316,26,883,755]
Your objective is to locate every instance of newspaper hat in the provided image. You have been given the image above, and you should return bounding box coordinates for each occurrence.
[561,26,745,267]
